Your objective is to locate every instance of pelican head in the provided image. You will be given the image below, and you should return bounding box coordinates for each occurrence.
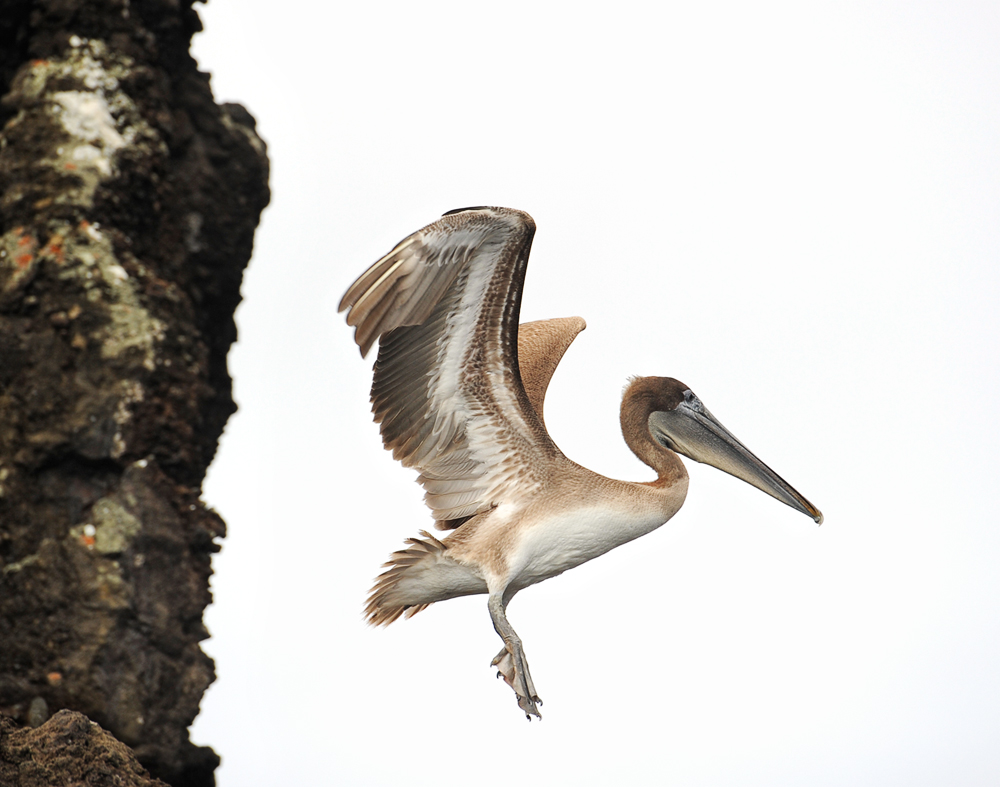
[624,376,823,524]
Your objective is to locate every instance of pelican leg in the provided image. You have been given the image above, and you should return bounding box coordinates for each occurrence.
[488,593,542,720]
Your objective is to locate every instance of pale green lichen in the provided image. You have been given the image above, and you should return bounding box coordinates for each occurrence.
[50,220,166,374]
[221,105,267,158]
[91,497,142,554]
[100,303,165,369]
[3,37,164,210]
[2,552,41,575]
[51,89,125,177]
[111,380,145,459]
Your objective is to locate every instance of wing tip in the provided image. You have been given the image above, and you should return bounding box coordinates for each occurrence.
[442,205,492,216]
[439,206,535,231]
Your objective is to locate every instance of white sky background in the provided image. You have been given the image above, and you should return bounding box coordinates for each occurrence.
[189,2,1000,785]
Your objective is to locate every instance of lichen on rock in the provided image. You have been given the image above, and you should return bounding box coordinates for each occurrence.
[91,495,142,554]
[2,38,164,213]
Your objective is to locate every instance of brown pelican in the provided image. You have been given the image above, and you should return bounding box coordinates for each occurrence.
[340,206,822,720]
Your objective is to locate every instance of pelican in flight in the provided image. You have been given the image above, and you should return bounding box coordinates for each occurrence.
[340,206,822,720]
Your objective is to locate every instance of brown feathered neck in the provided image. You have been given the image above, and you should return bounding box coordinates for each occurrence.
[620,376,689,485]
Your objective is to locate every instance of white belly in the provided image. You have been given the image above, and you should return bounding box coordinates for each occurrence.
[506,502,673,591]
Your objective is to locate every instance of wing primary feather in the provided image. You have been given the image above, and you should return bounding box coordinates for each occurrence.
[345,256,410,326]
[339,236,419,311]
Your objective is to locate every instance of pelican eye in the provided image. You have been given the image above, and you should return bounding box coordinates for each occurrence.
[681,389,702,411]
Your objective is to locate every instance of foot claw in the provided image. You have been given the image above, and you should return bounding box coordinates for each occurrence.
[518,694,542,721]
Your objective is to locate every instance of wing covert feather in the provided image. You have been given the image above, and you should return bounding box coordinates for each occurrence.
[517,317,586,427]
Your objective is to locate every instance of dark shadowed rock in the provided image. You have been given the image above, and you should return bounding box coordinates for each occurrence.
[0,1,270,785]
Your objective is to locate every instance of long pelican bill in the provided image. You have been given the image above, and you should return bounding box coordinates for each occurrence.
[648,392,823,524]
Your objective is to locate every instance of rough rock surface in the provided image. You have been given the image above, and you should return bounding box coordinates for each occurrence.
[0,1,270,785]
[0,709,169,786]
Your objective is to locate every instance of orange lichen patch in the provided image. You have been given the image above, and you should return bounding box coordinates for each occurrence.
[9,230,38,269]
[80,533,96,548]
[31,59,49,68]
[80,220,90,229]
[46,672,63,686]
[41,235,65,264]
[64,162,77,170]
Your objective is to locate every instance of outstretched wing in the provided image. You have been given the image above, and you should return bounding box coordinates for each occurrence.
[340,207,559,528]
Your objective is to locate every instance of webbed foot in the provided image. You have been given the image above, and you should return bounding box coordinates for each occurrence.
[491,645,542,720]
